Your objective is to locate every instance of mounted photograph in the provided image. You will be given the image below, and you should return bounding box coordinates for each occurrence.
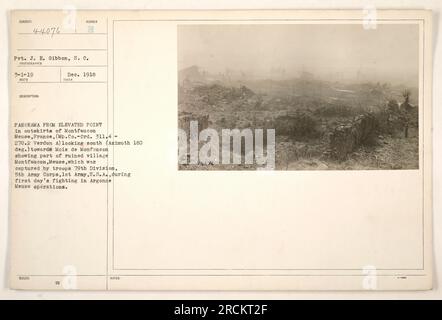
[178,24,420,170]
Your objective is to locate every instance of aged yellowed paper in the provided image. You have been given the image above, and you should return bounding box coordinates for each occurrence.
[9,9,433,290]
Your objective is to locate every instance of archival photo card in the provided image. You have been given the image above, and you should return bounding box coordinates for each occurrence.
[8,10,432,291]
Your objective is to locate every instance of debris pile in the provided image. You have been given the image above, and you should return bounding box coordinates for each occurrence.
[192,84,255,105]
[178,112,209,135]
[328,113,378,160]
[274,111,320,140]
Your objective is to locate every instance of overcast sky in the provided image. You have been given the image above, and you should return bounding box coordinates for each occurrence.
[178,24,419,86]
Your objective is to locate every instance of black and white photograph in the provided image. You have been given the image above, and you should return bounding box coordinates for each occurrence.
[178,24,419,170]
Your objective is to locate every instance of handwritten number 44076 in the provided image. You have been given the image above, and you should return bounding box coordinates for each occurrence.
[33,27,60,37]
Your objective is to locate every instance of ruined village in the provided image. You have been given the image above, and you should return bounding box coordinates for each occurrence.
[178,65,419,170]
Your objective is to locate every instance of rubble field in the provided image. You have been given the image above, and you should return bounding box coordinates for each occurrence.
[178,71,418,170]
